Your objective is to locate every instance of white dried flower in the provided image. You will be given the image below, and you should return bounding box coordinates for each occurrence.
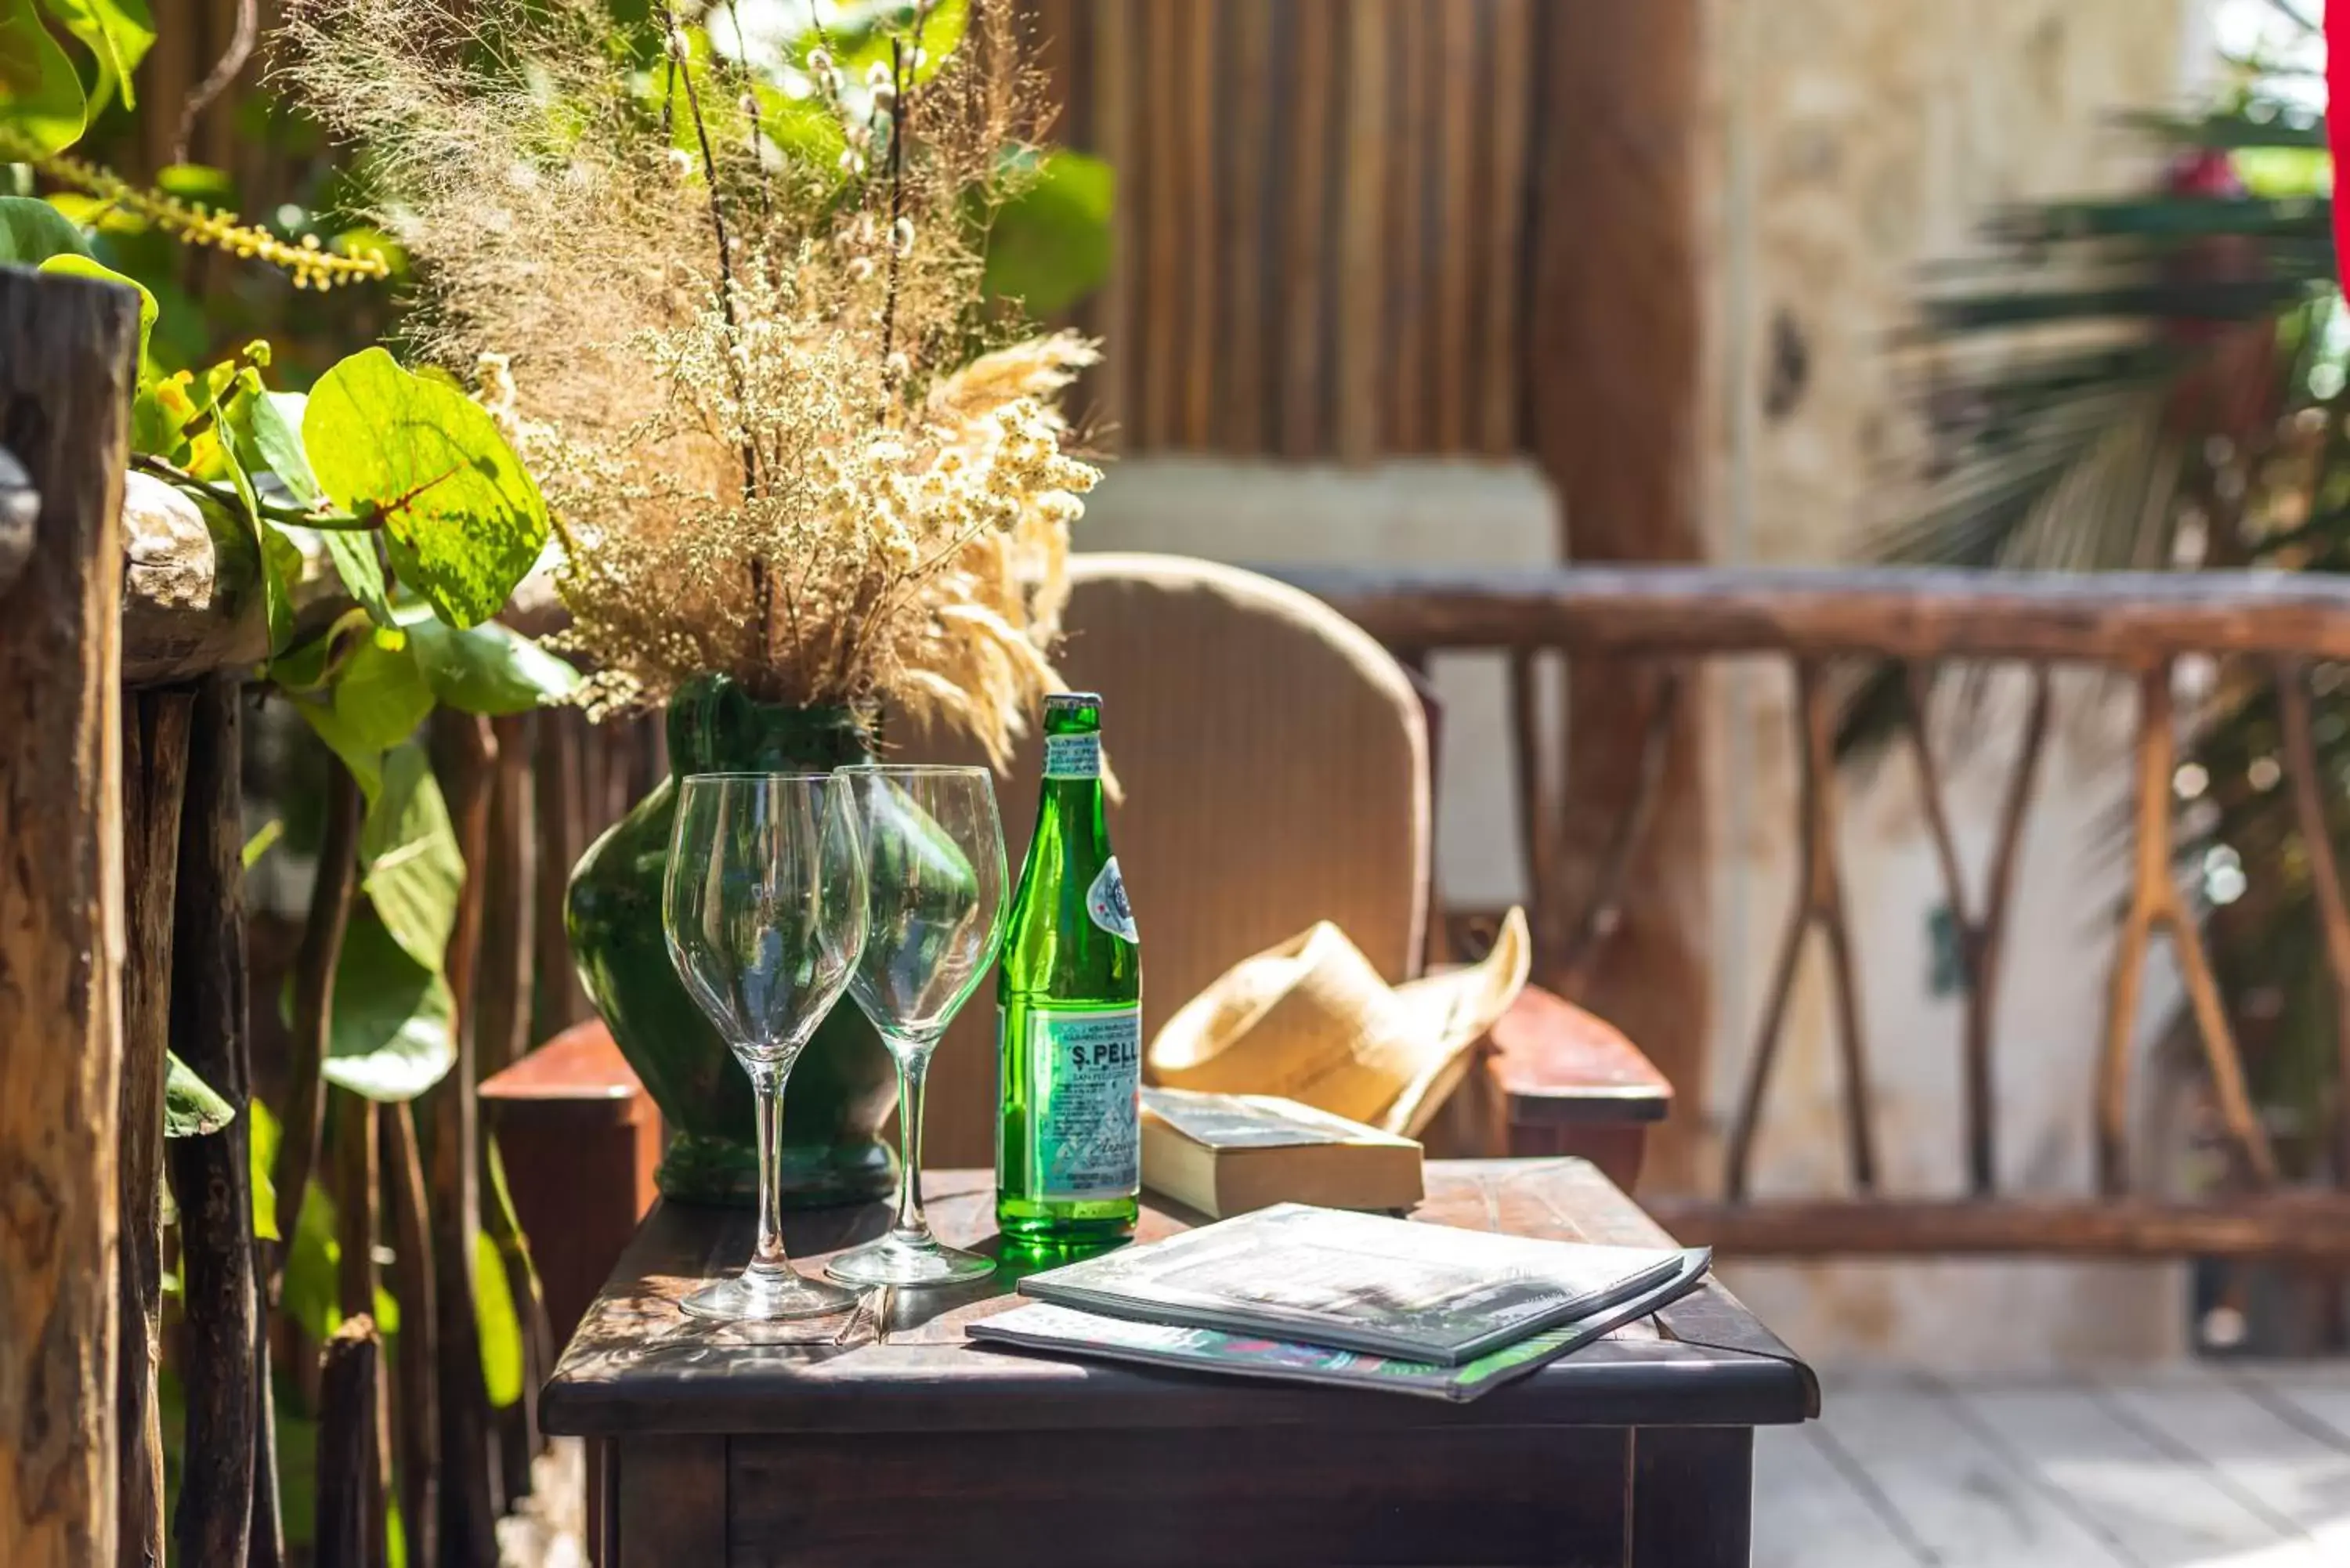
[890,216,914,256]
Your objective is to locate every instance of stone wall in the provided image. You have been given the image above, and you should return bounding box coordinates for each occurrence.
[1696,0,2204,1370]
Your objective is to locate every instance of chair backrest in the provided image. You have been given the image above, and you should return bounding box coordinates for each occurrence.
[913,553,1433,1168]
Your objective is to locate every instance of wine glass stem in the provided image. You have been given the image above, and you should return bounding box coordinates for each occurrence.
[891,1042,935,1243]
[748,1060,792,1278]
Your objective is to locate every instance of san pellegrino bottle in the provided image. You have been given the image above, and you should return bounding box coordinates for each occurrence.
[997,692,1142,1245]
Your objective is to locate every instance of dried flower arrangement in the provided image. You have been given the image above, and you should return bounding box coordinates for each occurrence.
[280,0,1100,764]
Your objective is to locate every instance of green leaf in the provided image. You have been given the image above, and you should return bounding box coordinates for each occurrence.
[234,386,327,509]
[241,818,284,870]
[267,606,373,695]
[0,194,91,263]
[0,0,87,154]
[132,370,201,465]
[474,1229,523,1408]
[164,1051,235,1137]
[400,609,578,715]
[41,0,154,111]
[248,1097,280,1241]
[358,742,462,973]
[255,518,303,657]
[38,254,154,369]
[281,1175,341,1344]
[305,349,550,629]
[233,384,398,628]
[294,634,434,801]
[322,530,395,627]
[983,150,1114,316]
[324,915,457,1101]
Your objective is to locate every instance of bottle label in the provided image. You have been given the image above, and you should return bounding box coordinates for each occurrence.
[1026,1005,1142,1201]
[1086,856,1138,941]
[1043,732,1101,779]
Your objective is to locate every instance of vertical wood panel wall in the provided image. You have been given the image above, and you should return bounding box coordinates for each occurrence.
[1021,0,1537,462]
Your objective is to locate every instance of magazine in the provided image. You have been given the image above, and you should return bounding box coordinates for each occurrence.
[1016,1201,1691,1365]
[972,1248,1711,1402]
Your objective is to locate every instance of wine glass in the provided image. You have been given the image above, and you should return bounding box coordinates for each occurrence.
[663,772,867,1321]
[825,765,1009,1286]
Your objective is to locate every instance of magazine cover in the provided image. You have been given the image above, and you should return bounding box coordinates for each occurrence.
[1018,1201,1689,1364]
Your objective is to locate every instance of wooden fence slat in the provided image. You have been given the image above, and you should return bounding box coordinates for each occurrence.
[272,761,360,1269]
[0,265,138,1568]
[1279,0,1335,457]
[1335,0,1390,462]
[1382,0,1429,453]
[118,689,190,1568]
[479,714,539,1076]
[532,713,590,1041]
[1087,0,1135,443]
[430,712,502,1563]
[165,674,259,1567]
[1431,0,1481,454]
[1220,0,1272,454]
[1137,0,1180,450]
[385,1103,440,1568]
[313,1317,383,1568]
[1179,0,1218,447]
[1481,0,1534,454]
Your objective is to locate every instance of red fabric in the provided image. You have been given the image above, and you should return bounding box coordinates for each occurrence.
[2334,0,2349,276]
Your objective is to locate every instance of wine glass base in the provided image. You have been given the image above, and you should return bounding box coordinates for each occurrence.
[825,1232,996,1287]
[681,1267,860,1322]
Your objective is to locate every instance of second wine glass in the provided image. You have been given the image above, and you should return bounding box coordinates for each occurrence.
[826,765,1009,1286]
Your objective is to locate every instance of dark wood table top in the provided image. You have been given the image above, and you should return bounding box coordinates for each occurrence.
[540,1158,1818,1439]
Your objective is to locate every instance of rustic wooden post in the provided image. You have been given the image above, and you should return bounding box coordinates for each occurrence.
[313,1317,385,1568]
[1524,0,1710,1188]
[0,263,139,1568]
[119,688,192,1568]
[166,674,261,1566]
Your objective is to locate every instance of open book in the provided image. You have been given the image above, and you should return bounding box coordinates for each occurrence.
[1016,1201,1693,1365]
[974,1248,1711,1402]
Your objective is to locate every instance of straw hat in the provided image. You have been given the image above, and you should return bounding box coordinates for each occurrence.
[1146,909,1531,1137]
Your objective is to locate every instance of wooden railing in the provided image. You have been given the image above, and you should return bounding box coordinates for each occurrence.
[1285,565,2350,1262]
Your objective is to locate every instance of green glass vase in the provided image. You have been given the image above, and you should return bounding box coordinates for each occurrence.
[565,674,898,1207]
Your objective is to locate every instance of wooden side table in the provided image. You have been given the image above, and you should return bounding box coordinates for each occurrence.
[542,1159,1817,1567]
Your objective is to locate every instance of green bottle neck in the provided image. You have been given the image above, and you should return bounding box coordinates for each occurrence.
[1032,773,1112,862]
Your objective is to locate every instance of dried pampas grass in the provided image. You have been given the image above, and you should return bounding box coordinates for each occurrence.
[280,0,1100,764]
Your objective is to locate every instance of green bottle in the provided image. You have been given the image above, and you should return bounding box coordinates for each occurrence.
[996,692,1142,1246]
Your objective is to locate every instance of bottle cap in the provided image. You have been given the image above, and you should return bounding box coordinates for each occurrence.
[1044,692,1102,710]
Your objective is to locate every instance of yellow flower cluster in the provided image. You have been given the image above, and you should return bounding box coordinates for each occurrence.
[0,129,391,291]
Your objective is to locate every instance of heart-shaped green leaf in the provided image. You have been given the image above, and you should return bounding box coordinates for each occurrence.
[304,348,549,629]
[0,0,87,153]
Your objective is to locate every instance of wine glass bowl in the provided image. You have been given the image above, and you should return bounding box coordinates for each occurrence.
[826,765,1010,1288]
[663,772,867,1321]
